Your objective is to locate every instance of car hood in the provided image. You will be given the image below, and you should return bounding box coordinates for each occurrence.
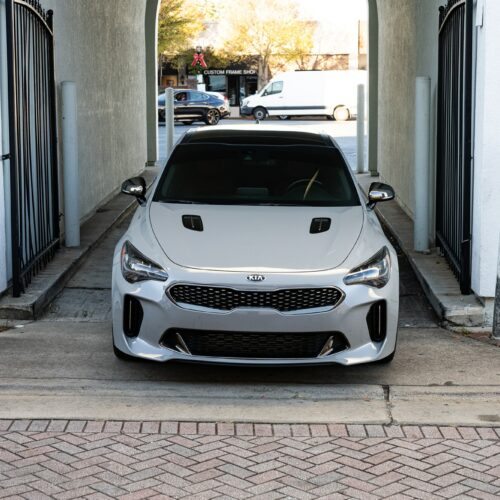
[149,203,364,273]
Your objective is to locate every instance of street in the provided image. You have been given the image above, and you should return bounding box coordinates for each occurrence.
[158,118,360,169]
[0,119,498,499]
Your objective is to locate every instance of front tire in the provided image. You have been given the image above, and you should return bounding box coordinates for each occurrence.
[204,109,220,125]
[253,107,267,121]
[333,106,350,121]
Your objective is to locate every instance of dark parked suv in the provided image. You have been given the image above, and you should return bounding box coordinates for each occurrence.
[158,89,230,126]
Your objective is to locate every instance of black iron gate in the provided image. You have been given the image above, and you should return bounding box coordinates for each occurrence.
[436,0,473,294]
[5,0,59,297]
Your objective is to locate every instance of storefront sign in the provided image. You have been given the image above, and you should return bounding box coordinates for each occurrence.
[203,69,257,76]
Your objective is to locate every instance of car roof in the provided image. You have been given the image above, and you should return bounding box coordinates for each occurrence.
[179,125,336,147]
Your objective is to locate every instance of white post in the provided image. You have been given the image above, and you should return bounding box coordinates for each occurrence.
[61,81,80,247]
[357,84,366,174]
[414,77,431,253]
[165,87,175,159]
[493,235,500,339]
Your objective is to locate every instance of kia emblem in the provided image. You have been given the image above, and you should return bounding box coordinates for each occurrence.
[247,274,265,282]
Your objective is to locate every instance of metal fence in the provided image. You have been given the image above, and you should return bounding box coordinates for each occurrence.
[436,0,473,294]
[5,0,59,297]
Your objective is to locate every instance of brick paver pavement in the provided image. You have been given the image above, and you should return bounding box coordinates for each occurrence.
[0,421,499,499]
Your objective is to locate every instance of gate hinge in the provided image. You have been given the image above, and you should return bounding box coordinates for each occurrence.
[1,154,11,161]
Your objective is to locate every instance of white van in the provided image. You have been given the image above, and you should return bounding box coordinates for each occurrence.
[240,70,367,121]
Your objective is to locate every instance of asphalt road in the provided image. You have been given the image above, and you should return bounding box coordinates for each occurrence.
[158,117,361,169]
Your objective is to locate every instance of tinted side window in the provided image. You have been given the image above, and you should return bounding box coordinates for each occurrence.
[270,81,283,94]
[190,91,207,101]
[174,92,188,101]
[264,81,283,96]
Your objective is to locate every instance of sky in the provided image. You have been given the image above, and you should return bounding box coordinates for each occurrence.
[203,0,368,21]
[297,0,368,53]
[297,0,368,22]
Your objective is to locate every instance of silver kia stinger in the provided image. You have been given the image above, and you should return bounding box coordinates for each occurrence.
[112,125,399,365]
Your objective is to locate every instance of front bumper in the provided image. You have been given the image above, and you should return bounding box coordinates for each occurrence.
[219,107,231,118]
[240,105,254,117]
[112,263,399,366]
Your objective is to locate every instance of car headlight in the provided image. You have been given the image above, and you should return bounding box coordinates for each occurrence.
[121,241,169,283]
[343,247,391,288]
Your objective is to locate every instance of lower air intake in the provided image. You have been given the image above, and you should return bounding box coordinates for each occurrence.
[123,295,143,338]
[366,300,387,342]
[161,329,349,359]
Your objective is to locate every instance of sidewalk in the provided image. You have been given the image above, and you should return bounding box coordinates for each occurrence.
[0,168,158,321]
[0,420,499,499]
[356,173,488,329]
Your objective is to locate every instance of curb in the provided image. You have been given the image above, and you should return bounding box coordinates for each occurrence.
[0,420,499,440]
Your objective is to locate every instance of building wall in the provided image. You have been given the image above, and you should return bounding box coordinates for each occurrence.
[376,0,417,217]
[472,0,500,298]
[376,0,498,300]
[376,0,439,229]
[43,0,149,222]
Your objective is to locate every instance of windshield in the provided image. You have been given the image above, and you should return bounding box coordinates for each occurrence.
[153,143,360,207]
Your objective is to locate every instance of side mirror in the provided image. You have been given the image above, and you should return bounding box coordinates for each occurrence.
[367,182,395,209]
[122,176,146,205]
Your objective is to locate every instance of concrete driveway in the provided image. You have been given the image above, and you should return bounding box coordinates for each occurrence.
[0,120,498,426]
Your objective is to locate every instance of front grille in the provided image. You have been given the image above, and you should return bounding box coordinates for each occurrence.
[168,285,343,312]
[161,329,349,359]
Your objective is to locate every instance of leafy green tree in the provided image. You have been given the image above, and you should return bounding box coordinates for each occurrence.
[157,0,205,57]
[220,0,316,88]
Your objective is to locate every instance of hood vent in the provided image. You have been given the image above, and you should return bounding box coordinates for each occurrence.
[310,218,331,234]
[182,215,203,232]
